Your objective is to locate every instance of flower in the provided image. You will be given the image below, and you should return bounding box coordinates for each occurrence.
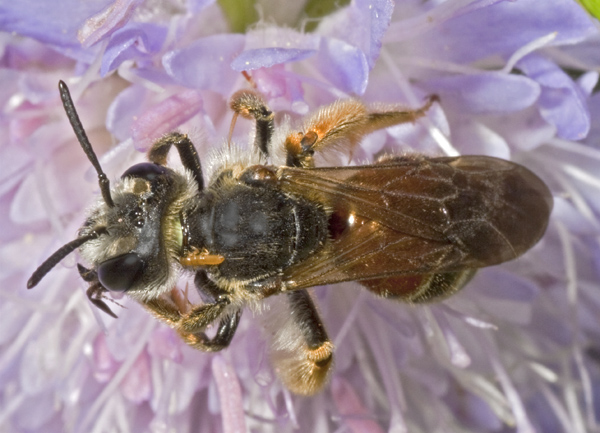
[1,0,600,432]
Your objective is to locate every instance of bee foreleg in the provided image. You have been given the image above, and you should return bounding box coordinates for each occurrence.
[229,90,274,158]
[270,289,334,395]
[148,132,204,190]
[77,264,119,318]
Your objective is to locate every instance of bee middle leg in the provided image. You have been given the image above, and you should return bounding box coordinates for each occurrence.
[229,89,274,157]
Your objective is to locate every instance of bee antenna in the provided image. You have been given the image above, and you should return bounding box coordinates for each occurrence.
[58,80,115,208]
[27,229,106,289]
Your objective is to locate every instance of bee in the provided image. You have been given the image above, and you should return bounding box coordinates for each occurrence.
[28,80,552,395]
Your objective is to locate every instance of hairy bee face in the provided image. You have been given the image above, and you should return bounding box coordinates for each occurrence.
[78,162,198,301]
[28,82,552,396]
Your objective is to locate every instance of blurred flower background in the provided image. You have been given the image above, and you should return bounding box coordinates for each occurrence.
[1,0,600,432]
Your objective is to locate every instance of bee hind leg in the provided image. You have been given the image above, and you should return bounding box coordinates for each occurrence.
[270,289,334,395]
[284,95,439,168]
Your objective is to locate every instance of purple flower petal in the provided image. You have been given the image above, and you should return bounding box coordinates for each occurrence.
[148,327,183,363]
[0,0,112,47]
[318,0,394,68]
[231,48,316,71]
[131,90,204,151]
[163,34,245,94]
[187,0,216,13]
[331,377,385,433]
[358,0,394,67]
[583,92,600,147]
[93,334,119,383]
[78,0,143,48]
[317,37,369,95]
[394,0,597,64]
[423,72,540,114]
[120,350,152,404]
[100,22,167,76]
[211,356,246,433]
[252,65,307,113]
[518,54,591,140]
[482,106,556,152]
[106,84,149,141]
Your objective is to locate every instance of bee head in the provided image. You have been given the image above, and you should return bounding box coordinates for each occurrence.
[77,162,187,299]
[27,82,192,302]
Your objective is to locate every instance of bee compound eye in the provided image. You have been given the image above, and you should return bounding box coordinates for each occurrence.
[97,253,144,292]
[121,163,168,181]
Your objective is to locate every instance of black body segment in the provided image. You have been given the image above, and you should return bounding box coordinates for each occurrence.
[185,182,328,281]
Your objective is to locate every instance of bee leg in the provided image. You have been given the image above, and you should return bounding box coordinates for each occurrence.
[284,95,439,168]
[77,264,118,318]
[270,289,334,395]
[147,132,204,190]
[229,90,274,157]
[143,292,240,352]
[194,269,228,303]
[178,308,242,352]
[86,283,118,318]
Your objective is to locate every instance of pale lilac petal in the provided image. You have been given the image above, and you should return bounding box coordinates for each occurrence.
[131,89,203,151]
[583,92,600,147]
[358,0,394,67]
[251,65,307,113]
[231,48,316,71]
[100,23,167,76]
[449,118,511,158]
[187,0,216,13]
[474,269,539,302]
[385,0,507,43]
[332,377,385,433]
[78,0,143,48]
[15,390,56,430]
[243,27,320,51]
[518,54,590,140]
[0,143,30,197]
[317,37,369,95]
[0,0,112,47]
[0,38,72,71]
[106,84,149,141]
[120,350,152,404]
[318,0,394,68]
[396,0,597,63]
[163,34,245,94]
[147,327,183,363]
[93,334,120,383]
[446,387,503,431]
[482,106,556,152]
[577,71,599,96]
[552,197,599,236]
[212,356,247,433]
[423,73,540,114]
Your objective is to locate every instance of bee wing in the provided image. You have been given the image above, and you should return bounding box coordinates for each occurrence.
[278,155,552,291]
